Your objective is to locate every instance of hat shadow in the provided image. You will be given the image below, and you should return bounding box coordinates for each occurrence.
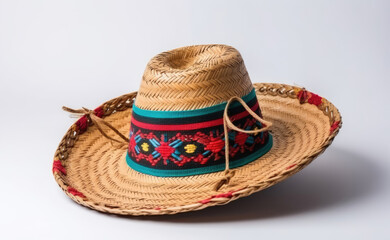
[125,147,383,222]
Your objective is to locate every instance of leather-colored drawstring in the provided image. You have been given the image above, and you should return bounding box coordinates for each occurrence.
[214,96,272,191]
[62,106,129,145]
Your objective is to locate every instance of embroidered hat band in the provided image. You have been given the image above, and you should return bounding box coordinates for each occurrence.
[126,88,273,180]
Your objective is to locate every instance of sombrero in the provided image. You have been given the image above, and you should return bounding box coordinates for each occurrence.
[52,44,342,216]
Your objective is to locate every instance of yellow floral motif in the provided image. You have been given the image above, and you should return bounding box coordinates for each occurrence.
[141,142,149,152]
[184,144,197,154]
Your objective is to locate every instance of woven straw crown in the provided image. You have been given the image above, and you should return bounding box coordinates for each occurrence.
[135,44,254,111]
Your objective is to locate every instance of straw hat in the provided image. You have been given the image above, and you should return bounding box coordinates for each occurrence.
[53,44,342,215]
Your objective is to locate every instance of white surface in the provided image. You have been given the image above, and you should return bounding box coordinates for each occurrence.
[1,0,389,239]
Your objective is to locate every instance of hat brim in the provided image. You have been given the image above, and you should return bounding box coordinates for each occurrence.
[53,83,341,215]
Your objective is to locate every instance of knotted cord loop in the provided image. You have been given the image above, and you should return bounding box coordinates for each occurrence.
[214,96,273,191]
[62,106,129,145]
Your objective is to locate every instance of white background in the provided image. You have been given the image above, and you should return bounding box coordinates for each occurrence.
[1,0,389,239]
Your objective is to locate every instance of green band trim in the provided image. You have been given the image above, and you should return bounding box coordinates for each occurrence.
[133,88,256,118]
[126,134,273,177]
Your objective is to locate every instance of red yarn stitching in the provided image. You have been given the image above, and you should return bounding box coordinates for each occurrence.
[52,160,66,175]
[94,106,104,118]
[68,187,86,198]
[74,107,103,133]
[199,190,235,204]
[129,118,267,167]
[199,198,211,204]
[156,142,175,160]
[330,121,340,134]
[286,164,297,170]
[308,93,322,106]
[297,89,309,104]
[235,132,249,146]
[205,137,225,154]
[76,116,88,133]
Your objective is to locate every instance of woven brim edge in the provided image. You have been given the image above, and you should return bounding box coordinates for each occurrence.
[52,83,342,215]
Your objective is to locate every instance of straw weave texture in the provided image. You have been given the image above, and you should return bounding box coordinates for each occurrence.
[53,83,341,215]
[136,45,253,111]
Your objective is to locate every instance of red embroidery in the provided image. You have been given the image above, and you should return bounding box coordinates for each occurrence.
[76,116,88,133]
[297,89,309,104]
[199,191,235,204]
[330,121,340,134]
[52,160,66,175]
[205,137,225,154]
[235,132,249,146]
[129,117,268,168]
[74,107,103,133]
[94,106,104,118]
[297,89,323,106]
[68,187,86,198]
[156,142,175,160]
[286,164,297,170]
[308,93,322,106]
[129,134,137,152]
